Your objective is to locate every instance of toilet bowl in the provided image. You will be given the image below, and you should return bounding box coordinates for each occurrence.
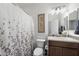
[33,48,43,56]
[33,39,45,56]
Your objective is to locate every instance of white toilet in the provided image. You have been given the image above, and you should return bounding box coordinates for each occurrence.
[33,39,45,56]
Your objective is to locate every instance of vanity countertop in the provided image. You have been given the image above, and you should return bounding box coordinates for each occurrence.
[48,36,79,43]
[62,30,79,38]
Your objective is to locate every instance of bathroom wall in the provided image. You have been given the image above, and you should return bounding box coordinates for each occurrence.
[48,14,59,35]
[0,4,34,56]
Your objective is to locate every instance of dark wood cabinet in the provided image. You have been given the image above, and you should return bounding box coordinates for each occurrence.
[48,40,79,56]
[62,48,78,56]
[49,46,62,56]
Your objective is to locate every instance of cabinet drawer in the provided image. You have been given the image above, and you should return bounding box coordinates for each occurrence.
[49,40,79,49]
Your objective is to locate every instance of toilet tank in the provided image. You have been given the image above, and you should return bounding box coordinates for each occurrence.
[36,39,45,48]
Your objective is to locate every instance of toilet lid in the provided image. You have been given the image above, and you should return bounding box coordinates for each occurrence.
[34,48,43,56]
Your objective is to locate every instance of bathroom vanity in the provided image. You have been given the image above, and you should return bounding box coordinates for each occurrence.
[48,36,79,56]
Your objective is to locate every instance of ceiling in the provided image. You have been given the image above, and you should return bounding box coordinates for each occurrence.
[14,3,69,16]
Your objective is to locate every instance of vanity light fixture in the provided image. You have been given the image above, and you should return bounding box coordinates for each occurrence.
[50,5,66,15]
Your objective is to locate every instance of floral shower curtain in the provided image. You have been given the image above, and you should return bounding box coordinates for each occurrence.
[0,4,34,56]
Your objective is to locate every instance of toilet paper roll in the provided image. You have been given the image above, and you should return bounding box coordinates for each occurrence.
[45,45,48,50]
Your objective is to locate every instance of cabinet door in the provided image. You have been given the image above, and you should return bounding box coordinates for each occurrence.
[62,48,78,56]
[48,46,62,56]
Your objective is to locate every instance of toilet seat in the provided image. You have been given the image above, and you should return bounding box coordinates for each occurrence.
[33,48,43,56]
